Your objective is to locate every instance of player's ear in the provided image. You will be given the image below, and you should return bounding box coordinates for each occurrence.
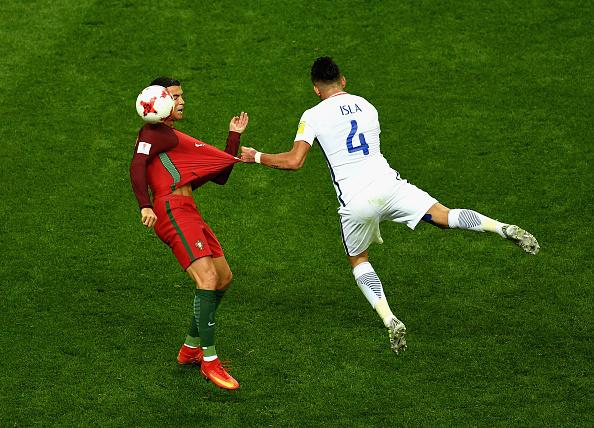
[341,76,346,88]
[313,84,321,98]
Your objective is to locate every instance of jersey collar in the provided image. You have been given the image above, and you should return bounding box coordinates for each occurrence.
[328,91,348,98]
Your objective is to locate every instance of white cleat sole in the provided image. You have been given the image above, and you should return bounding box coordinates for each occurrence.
[503,224,540,255]
[388,318,407,355]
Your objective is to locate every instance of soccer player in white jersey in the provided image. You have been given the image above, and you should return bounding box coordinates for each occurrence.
[240,57,539,354]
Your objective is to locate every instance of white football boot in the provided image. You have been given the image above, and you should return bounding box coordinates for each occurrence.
[502,225,540,255]
[387,317,407,355]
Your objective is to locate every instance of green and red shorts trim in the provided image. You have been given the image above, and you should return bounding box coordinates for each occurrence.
[153,195,224,270]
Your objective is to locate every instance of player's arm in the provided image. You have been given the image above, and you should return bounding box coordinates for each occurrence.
[211,112,249,185]
[129,126,178,227]
[240,140,311,170]
[130,154,158,227]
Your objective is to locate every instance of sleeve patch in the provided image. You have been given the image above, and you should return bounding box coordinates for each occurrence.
[137,141,152,155]
[297,121,305,135]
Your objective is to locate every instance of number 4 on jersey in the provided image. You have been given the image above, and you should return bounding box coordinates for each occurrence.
[346,120,369,155]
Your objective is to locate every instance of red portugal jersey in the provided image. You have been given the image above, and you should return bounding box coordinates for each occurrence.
[130,123,241,208]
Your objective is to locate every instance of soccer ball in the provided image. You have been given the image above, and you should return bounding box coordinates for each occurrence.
[135,85,175,123]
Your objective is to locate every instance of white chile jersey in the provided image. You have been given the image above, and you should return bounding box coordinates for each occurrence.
[294,92,399,206]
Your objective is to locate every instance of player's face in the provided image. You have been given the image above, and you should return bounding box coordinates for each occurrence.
[167,85,185,121]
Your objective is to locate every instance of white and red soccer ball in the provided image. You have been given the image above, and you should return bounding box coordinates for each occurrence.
[135,85,175,123]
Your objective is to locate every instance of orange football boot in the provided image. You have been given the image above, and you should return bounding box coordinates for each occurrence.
[177,344,203,365]
[200,358,240,390]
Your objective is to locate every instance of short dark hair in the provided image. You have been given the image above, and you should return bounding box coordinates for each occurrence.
[150,76,180,87]
[310,57,341,84]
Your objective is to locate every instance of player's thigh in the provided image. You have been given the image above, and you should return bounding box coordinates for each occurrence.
[383,181,438,229]
[198,223,230,288]
[339,203,382,258]
[212,256,233,289]
[154,196,217,269]
[186,256,219,290]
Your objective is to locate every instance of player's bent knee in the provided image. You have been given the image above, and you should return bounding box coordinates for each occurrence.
[348,251,369,268]
[426,203,450,228]
[189,271,218,290]
[187,259,220,290]
[194,270,219,290]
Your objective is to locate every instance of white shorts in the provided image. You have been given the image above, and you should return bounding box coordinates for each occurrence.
[337,173,438,256]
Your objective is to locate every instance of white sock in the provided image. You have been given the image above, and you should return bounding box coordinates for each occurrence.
[203,354,218,362]
[448,209,506,237]
[352,262,395,327]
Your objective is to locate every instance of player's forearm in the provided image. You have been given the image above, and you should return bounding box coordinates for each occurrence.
[241,142,308,169]
[223,131,241,156]
[211,166,233,185]
[260,152,302,170]
[211,132,241,185]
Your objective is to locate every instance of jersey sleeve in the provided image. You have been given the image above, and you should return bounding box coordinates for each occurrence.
[129,124,178,209]
[294,110,317,145]
[210,131,241,185]
[222,131,241,157]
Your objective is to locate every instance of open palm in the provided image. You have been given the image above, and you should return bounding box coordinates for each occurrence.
[229,111,249,133]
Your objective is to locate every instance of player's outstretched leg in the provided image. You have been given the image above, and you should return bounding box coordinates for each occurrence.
[428,205,540,255]
[448,208,540,255]
[352,261,407,354]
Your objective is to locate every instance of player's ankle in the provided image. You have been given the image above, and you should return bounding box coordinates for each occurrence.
[184,335,200,348]
[375,298,395,327]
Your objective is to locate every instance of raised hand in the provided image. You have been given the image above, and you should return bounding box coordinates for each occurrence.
[229,112,249,134]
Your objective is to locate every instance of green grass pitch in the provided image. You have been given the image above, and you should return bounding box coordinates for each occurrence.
[0,0,592,426]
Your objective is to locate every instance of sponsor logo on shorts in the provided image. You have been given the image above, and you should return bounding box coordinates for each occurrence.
[195,240,204,250]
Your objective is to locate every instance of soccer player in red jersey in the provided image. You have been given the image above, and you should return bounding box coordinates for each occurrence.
[130,77,248,390]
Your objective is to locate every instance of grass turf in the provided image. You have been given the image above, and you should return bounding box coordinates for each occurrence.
[0,0,592,426]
